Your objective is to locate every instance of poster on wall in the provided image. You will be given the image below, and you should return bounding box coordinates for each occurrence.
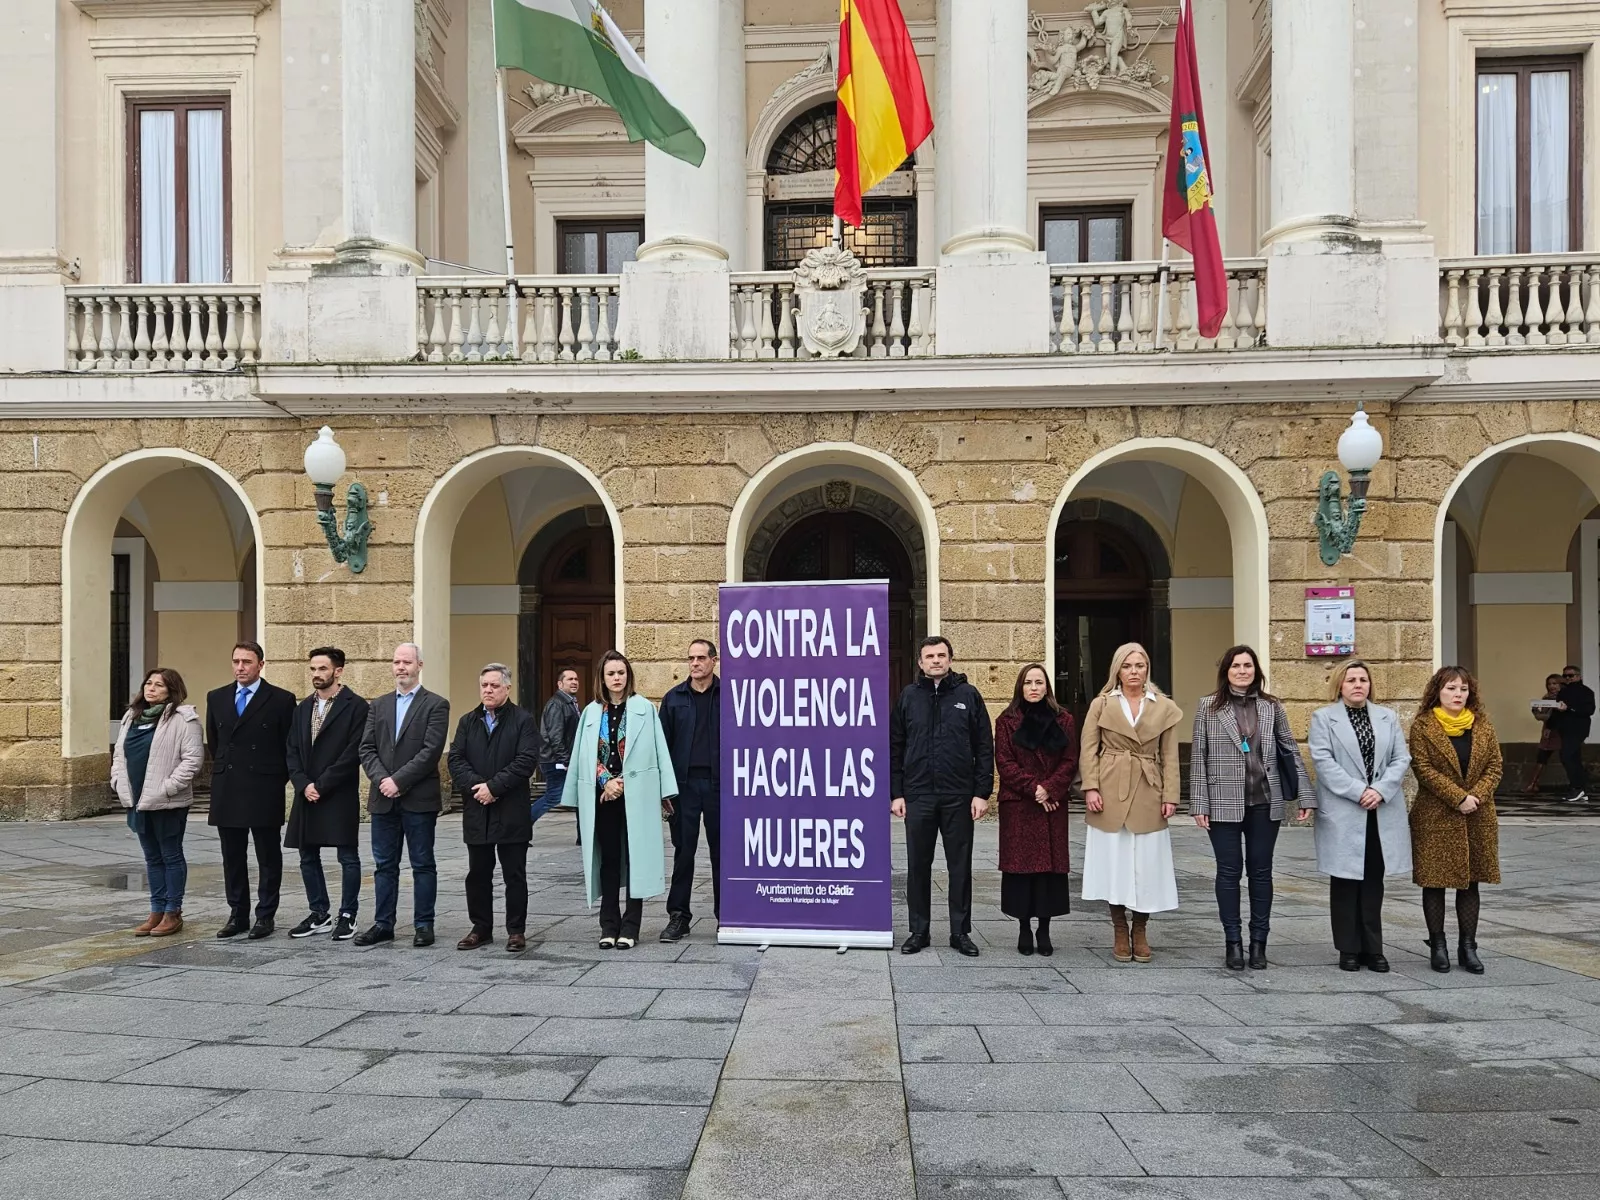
[717,579,894,949]
[1305,586,1356,657]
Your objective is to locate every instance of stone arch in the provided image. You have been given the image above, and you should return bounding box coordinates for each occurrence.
[62,449,265,759]
[743,481,927,585]
[414,445,623,714]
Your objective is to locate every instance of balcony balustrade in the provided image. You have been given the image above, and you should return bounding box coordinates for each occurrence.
[65,286,260,372]
[1048,260,1267,354]
[1440,254,1600,348]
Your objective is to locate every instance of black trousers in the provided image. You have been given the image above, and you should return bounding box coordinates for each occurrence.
[1559,733,1590,794]
[595,791,642,939]
[904,793,974,938]
[1329,809,1386,954]
[219,825,282,922]
[667,770,721,920]
[1207,804,1280,943]
[465,841,528,936]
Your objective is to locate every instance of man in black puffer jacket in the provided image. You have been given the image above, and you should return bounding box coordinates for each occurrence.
[890,636,995,957]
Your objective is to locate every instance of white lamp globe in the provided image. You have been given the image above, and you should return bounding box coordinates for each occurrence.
[1337,408,1383,473]
[303,426,347,486]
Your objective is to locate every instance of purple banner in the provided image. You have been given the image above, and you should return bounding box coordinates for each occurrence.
[717,581,893,948]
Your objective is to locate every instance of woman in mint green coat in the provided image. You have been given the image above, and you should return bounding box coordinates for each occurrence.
[562,651,678,948]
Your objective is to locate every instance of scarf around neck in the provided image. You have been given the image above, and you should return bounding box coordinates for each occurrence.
[1433,705,1475,738]
[137,702,167,725]
[1014,699,1068,753]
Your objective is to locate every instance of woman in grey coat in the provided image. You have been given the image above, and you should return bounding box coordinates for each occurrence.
[1304,660,1413,972]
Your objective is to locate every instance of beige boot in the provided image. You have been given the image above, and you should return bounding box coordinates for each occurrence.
[133,911,161,937]
[1130,912,1152,963]
[1110,905,1132,963]
[150,911,183,937]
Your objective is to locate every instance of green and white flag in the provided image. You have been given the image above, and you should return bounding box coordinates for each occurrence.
[494,0,706,166]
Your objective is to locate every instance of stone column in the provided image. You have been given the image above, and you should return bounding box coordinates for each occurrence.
[619,0,744,359]
[0,0,67,370]
[932,0,1050,354]
[339,0,420,267]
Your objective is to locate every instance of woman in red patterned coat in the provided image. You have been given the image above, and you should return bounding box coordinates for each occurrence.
[995,663,1079,957]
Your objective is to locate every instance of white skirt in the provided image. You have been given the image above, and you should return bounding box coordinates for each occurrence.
[1080,825,1179,913]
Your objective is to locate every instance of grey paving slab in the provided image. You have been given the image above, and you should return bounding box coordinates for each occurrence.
[904,1063,1158,1112]
[918,1179,1066,1199]
[1384,955,1583,989]
[310,1011,546,1054]
[724,993,901,1081]
[1362,1109,1600,1175]
[0,1139,282,1200]
[414,1097,707,1168]
[0,1027,194,1081]
[911,1111,1142,1176]
[1379,984,1600,1023]
[1128,1064,1399,1113]
[18,963,186,994]
[571,1055,723,1105]
[116,1043,381,1093]
[897,992,1044,1025]
[399,959,595,985]
[459,983,659,1018]
[1346,1059,1600,1112]
[1022,993,1240,1027]
[644,988,748,1020]
[889,966,1074,994]
[899,1025,993,1063]
[1344,1178,1600,1200]
[0,1073,37,1094]
[0,1077,237,1144]
[1055,1181,1361,1200]
[1058,968,1259,995]
[115,968,326,1005]
[1379,1018,1600,1061]
[336,1051,594,1101]
[685,1079,914,1200]
[1107,1112,1431,1177]
[512,1016,737,1059]
[1238,967,1439,994]
[978,1025,1214,1064]
[1565,1056,1600,1080]
[575,961,757,991]
[0,990,355,1046]
[750,947,895,999]
[156,1089,466,1157]
[279,977,490,1014]
[1215,993,1412,1027]
[531,1168,688,1199]
[227,1154,549,1200]
[1176,1024,1422,1065]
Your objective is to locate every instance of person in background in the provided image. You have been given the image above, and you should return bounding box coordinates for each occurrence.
[659,639,722,942]
[533,667,582,826]
[112,668,203,938]
[448,663,539,952]
[1305,660,1412,973]
[1553,665,1595,803]
[356,642,450,948]
[1189,645,1311,971]
[1409,665,1502,974]
[994,663,1076,957]
[1525,673,1565,794]
[1079,643,1182,965]
[563,651,678,949]
[284,647,369,941]
[890,636,995,958]
[206,642,296,940]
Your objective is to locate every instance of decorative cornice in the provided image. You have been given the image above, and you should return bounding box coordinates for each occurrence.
[75,0,272,17]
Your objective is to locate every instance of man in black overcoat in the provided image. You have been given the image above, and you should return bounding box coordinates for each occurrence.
[285,646,370,941]
[206,640,297,939]
[447,662,539,951]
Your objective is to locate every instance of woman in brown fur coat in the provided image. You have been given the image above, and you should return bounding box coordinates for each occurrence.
[1408,666,1502,975]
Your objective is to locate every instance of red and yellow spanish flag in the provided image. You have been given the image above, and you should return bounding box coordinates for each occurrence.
[835,0,932,228]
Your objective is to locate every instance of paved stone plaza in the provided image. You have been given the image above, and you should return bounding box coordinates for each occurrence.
[1,812,1599,1199]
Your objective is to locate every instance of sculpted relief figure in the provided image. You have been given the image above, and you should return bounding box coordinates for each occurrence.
[1028,16,1093,101]
[1088,0,1134,76]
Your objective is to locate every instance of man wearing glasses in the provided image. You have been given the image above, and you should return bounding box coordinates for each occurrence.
[657,639,722,941]
[1554,666,1596,803]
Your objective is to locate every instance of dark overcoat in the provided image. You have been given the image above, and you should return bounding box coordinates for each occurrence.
[447,702,539,845]
[284,688,370,849]
[994,707,1077,876]
[1409,710,1503,889]
[205,678,296,829]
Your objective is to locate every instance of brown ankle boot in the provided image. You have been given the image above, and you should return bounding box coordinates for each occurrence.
[150,911,183,937]
[133,911,161,937]
[1131,913,1152,963]
[1110,905,1132,962]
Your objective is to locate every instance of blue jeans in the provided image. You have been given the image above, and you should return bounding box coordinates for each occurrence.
[531,762,568,823]
[1207,805,1280,943]
[130,808,189,913]
[370,809,437,931]
[299,845,361,919]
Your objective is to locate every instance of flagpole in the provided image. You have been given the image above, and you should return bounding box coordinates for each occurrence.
[1153,237,1171,351]
[832,215,843,251]
[492,48,520,357]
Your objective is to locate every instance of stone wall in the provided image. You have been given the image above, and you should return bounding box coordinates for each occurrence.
[1,399,1590,818]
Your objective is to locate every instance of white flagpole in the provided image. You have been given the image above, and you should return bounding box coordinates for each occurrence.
[1153,237,1171,351]
[492,31,520,357]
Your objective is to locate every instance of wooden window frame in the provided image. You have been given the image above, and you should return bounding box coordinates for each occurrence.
[126,94,233,284]
[555,217,644,274]
[1474,54,1584,254]
[1039,203,1134,264]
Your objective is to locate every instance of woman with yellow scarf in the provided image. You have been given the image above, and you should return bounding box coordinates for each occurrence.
[1407,666,1502,974]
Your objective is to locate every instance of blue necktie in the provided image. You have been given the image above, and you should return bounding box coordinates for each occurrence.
[236,688,248,717]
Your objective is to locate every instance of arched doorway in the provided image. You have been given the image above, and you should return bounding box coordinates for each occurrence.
[766,509,917,696]
[516,519,616,709]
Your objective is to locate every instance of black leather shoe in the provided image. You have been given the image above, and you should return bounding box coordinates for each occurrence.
[1017,926,1035,956]
[950,933,980,958]
[216,915,248,939]
[1339,952,1362,971]
[1458,938,1484,974]
[659,913,691,943]
[1427,933,1451,973]
[1035,928,1053,957]
[900,933,930,955]
[413,926,435,948]
[352,924,394,947]
[246,920,274,940]
[1248,940,1268,970]
[1225,941,1245,971]
[1360,952,1390,973]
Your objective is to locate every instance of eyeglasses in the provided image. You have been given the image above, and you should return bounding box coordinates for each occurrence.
[1564,672,1580,679]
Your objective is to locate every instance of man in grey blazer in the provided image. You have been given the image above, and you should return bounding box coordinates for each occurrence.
[355,643,450,947]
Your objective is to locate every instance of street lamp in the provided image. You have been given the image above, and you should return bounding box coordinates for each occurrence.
[303,426,372,574]
[1315,404,1384,567]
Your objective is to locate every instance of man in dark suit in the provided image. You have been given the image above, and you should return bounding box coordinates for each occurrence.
[658,638,722,942]
[356,642,450,947]
[1555,664,1597,803]
[206,640,297,940]
[285,646,370,941]
[447,662,539,952]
